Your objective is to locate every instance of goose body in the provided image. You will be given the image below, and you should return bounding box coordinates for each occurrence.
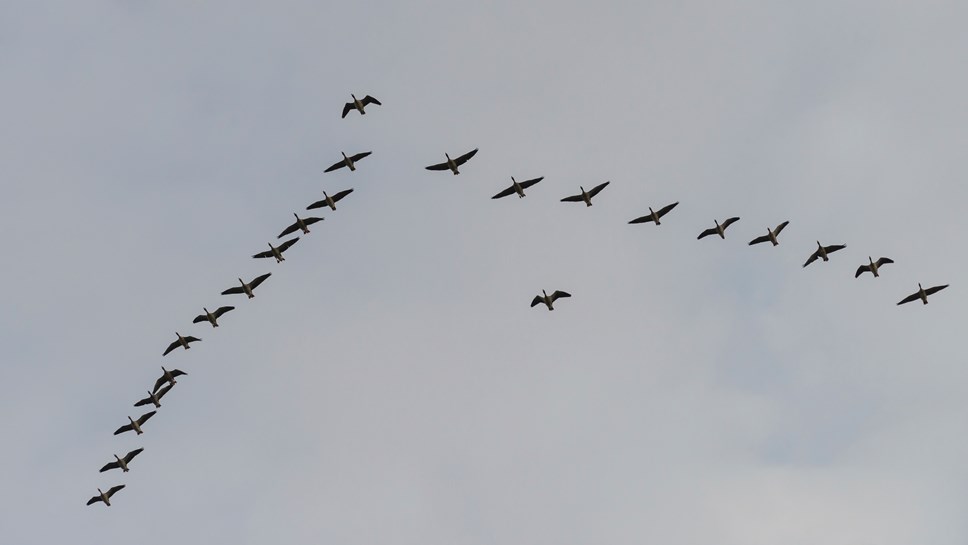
[87,485,125,507]
[153,367,186,393]
[99,448,144,473]
[114,411,156,436]
[897,283,949,305]
[222,273,272,299]
[748,221,790,246]
[162,332,201,356]
[307,188,354,211]
[492,176,544,199]
[342,94,382,118]
[803,241,847,267]
[193,306,235,327]
[279,213,323,238]
[530,289,571,311]
[253,238,299,263]
[855,257,894,278]
[629,202,679,225]
[697,217,740,240]
[134,383,172,408]
[324,151,372,173]
[561,181,610,207]
[425,148,479,175]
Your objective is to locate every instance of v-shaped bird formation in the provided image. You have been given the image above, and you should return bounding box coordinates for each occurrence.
[88,91,950,507]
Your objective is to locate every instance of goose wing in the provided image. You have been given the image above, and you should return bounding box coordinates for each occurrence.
[136,411,157,426]
[276,237,300,252]
[162,339,181,356]
[530,296,543,308]
[803,250,821,267]
[349,151,372,162]
[721,217,740,229]
[330,188,354,202]
[550,291,571,301]
[306,198,327,210]
[192,313,207,324]
[113,422,134,435]
[491,185,517,199]
[748,234,771,246]
[99,460,121,472]
[773,220,789,235]
[213,306,235,318]
[855,265,871,278]
[518,176,543,189]
[425,160,450,171]
[106,485,125,498]
[154,383,173,401]
[123,448,145,464]
[875,257,894,267]
[184,336,201,344]
[697,228,717,240]
[252,249,274,259]
[249,273,272,290]
[587,181,610,198]
[628,215,655,224]
[302,217,324,227]
[361,95,381,106]
[924,284,949,296]
[341,102,354,118]
[170,369,187,379]
[277,221,300,239]
[823,244,846,254]
[152,376,168,393]
[323,158,349,172]
[221,285,245,296]
[561,194,584,203]
[86,495,103,505]
[133,393,153,407]
[453,148,479,166]
[897,292,921,305]
[656,202,679,217]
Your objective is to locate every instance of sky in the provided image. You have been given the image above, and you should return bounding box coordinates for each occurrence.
[1,1,966,543]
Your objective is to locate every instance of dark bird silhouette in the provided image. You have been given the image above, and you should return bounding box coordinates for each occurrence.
[193,306,235,327]
[279,213,323,238]
[492,176,544,199]
[531,290,571,311]
[425,148,479,175]
[629,202,679,225]
[748,221,790,246]
[162,332,200,356]
[114,411,156,436]
[99,448,144,473]
[855,257,894,278]
[152,367,186,394]
[221,273,271,299]
[307,189,354,211]
[803,241,847,267]
[134,383,173,408]
[697,217,740,240]
[342,94,382,118]
[252,238,299,263]
[324,151,372,173]
[561,182,610,207]
[897,283,949,305]
[86,485,125,507]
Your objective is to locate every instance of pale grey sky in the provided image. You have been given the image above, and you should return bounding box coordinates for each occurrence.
[2,1,966,543]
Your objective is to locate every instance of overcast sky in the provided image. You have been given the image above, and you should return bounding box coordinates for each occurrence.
[2,1,966,543]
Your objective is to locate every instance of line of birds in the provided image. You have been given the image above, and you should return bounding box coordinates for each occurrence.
[88,90,950,508]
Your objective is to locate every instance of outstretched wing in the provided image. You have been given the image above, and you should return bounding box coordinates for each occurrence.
[924,284,949,296]
[162,340,180,356]
[362,95,382,106]
[123,448,145,464]
[349,151,372,162]
[323,159,347,173]
[530,296,543,308]
[137,411,156,425]
[628,215,654,224]
[152,376,168,393]
[855,265,871,278]
[561,194,584,203]
[277,222,300,239]
[154,383,173,401]
[773,220,789,235]
[551,291,571,301]
[748,234,771,246]
[656,202,679,217]
[453,148,479,166]
[221,286,245,296]
[823,244,846,254]
[897,292,920,305]
[192,313,207,324]
[86,496,101,505]
[341,102,354,118]
[249,273,271,290]
[697,228,717,240]
[302,217,323,227]
[213,306,234,318]
[252,249,274,259]
[330,188,354,202]
[134,394,153,407]
[425,160,450,171]
[721,217,740,229]
[276,237,300,252]
[106,485,125,497]
[803,251,820,268]
[875,257,894,267]
[99,461,120,473]
[518,176,543,189]
[113,423,133,436]
[491,185,517,199]
[587,181,610,198]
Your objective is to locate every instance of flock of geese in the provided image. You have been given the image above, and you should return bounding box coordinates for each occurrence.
[87,92,949,508]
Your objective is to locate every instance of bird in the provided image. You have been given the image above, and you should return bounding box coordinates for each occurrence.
[221,273,271,299]
[628,202,679,225]
[748,221,790,246]
[278,213,323,238]
[86,485,125,507]
[162,332,201,356]
[252,238,299,263]
[114,411,156,436]
[99,448,144,473]
[697,217,740,240]
[897,283,949,305]
[307,188,354,211]
[561,182,610,207]
[342,94,381,118]
[152,367,186,394]
[855,257,894,278]
[425,148,479,175]
[193,306,235,327]
[803,241,847,267]
[324,151,372,173]
[492,176,544,199]
[531,289,571,311]
[134,383,173,408]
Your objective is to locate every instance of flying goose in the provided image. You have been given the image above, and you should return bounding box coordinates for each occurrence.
[697,217,740,240]
[86,485,125,507]
[152,367,186,393]
[162,332,201,356]
[425,148,479,175]
[99,448,144,473]
[629,202,679,225]
[279,213,323,238]
[803,241,847,267]
[221,273,272,299]
[561,181,610,207]
[193,306,235,327]
[341,94,382,118]
[749,221,790,246]
[113,411,156,436]
[253,238,299,263]
[897,283,949,305]
[492,176,544,199]
[531,289,571,311]
[324,151,372,173]
[307,188,354,211]
[855,257,894,278]
[134,383,173,408]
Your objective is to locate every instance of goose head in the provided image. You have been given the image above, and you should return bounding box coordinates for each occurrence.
[649,207,656,215]
[869,256,875,265]
[351,94,358,101]
[445,153,452,162]
[341,151,349,161]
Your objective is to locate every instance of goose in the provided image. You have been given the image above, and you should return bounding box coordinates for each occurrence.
[162,332,201,356]
[113,411,156,436]
[628,202,679,225]
[897,283,949,305]
[279,213,323,238]
[492,176,544,199]
[193,306,235,327]
[803,241,847,267]
[855,257,894,278]
[341,94,382,118]
[221,273,272,299]
[134,383,172,408]
[531,289,571,311]
[425,148,479,175]
[307,188,354,211]
[748,221,790,246]
[561,181,610,207]
[252,238,299,263]
[697,217,740,240]
[86,485,125,507]
[152,367,186,393]
[99,448,144,473]
[324,151,372,173]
